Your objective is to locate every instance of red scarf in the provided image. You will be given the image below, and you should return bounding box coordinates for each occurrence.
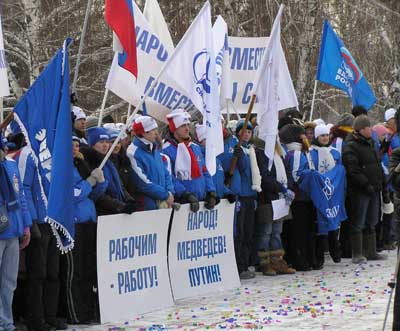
[184,141,201,179]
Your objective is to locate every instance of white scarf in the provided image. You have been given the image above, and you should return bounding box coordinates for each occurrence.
[311,145,335,174]
[286,142,302,152]
[273,152,287,187]
[243,145,262,192]
[175,142,192,180]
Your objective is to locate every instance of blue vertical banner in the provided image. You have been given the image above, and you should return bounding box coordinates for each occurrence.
[316,20,376,110]
[13,39,74,251]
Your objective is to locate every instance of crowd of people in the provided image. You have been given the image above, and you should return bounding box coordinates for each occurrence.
[0,103,399,331]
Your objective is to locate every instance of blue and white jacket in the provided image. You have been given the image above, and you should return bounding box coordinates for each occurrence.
[127,137,174,210]
[162,138,215,200]
[0,159,32,240]
[73,166,98,224]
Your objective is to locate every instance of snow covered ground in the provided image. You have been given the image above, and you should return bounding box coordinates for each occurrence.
[70,251,398,331]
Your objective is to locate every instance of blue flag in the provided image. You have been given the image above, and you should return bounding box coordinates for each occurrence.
[316,20,376,110]
[299,165,347,235]
[13,39,74,251]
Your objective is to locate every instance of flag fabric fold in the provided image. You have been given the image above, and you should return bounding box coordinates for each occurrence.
[162,1,223,175]
[316,20,376,110]
[13,39,74,252]
[253,5,298,169]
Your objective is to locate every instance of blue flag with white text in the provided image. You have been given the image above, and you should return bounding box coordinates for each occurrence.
[316,20,376,110]
[13,39,74,251]
[299,165,347,235]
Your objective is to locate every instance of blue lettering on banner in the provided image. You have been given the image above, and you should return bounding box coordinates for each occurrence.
[116,265,158,295]
[0,50,6,69]
[242,82,253,104]
[177,235,227,261]
[144,76,193,110]
[108,233,157,262]
[135,26,168,62]
[228,46,266,71]
[187,209,218,231]
[188,264,222,287]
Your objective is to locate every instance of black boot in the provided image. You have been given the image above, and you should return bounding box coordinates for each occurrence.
[328,230,342,263]
[363,232,387,261]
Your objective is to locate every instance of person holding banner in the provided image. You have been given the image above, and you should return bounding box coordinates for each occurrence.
[127,115,175,211]
[309,124,343,264]
[254,136,296,276]
[342,115,387,263]
[80,127,136,216]
[281,124,316,271]
[0,138,31,331]
[162,109,217,212]
[232,120,261,279]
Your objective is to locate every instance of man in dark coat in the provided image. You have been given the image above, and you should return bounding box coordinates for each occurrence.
[342,115,387,264]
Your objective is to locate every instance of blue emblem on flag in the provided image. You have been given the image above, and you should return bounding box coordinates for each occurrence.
[193,49,211,94]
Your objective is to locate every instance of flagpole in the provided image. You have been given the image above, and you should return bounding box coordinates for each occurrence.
[97,89,109,126]
[127,103,132,119]
[98,2,212,170]
[309,80,318,121]
[72,0,92,97]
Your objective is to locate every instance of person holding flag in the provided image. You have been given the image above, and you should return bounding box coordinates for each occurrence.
[127,115,175,211]
[162,109,217,212]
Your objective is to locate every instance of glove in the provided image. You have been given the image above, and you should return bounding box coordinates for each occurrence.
[0,149,5,162]
[284,189,295,205]
[122,202,136,214]
[204,192,217,210]
[225,194,237,204]
[183,193,199,213]
[87,168,105,187]
[233,146,243,159]
[366,185,375,195]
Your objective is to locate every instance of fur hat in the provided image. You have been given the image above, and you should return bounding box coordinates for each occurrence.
[279,124,305,144]
[337,113,354,127]
[86,116,99,129]
[353,115,371,132]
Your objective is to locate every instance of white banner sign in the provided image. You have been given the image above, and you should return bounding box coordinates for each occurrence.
[0,15,10,97]
[168,200,240,300]
[227,36,268,114]
[97,210,174,324]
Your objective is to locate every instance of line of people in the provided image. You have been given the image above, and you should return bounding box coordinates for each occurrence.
[0,103,399,330]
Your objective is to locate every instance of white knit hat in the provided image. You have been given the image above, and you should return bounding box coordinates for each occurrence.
[72,106,86,121]
[195,124,207,142]
[166,109,191,132]
[313,118,326,126]
[133,116,158,136]
[314,124,330,138]
[384,108,397,122]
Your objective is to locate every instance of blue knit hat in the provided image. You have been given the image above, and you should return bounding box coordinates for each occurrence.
[106,128,120,140]
[87,127,110,146]
[235,119,253,135]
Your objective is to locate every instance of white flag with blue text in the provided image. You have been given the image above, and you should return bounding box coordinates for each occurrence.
[254,5,298,169]
[163,1,223,175]
[0,15,10,97]
[212,16,231,108]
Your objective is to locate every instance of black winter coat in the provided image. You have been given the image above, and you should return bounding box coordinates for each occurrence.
[342,133,384,193]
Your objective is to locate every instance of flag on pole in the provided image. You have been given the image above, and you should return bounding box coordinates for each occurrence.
[254,5,298,169]
[105,1,192,122]
[316,20,376,110]
[13,39,74,252]
[163,1,223,175]
[105,0,138,79]
[143,0,174,54]
[0,15,10,97]
[212,15,232,107]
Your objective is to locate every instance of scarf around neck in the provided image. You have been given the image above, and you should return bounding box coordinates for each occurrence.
[311,145,335,174]
[173,139,201,181]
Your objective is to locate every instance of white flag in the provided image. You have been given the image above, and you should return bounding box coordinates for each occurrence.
[0,16,10,97]
[212,16,231,108]
[106,1,191,122]
[143,0,174,54]
[254,5,298,168]
[163,1,223,175]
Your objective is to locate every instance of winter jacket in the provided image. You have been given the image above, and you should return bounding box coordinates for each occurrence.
[217,134,241,196]
[199,145,231,199]
[127,137,174,210]
[235,141,258,198]
[0,159,32,240]
[389,148,400,223]
[80,145,134,216]
[255,147,285,204]
[342,133,384,193]
[162,138,215,200]
[285,147,311,201]
[15,146,46,223]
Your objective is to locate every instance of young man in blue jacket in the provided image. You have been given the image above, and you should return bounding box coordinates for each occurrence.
[162,109,217,212]
[127,116,175,211]
[0,140,31,331]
